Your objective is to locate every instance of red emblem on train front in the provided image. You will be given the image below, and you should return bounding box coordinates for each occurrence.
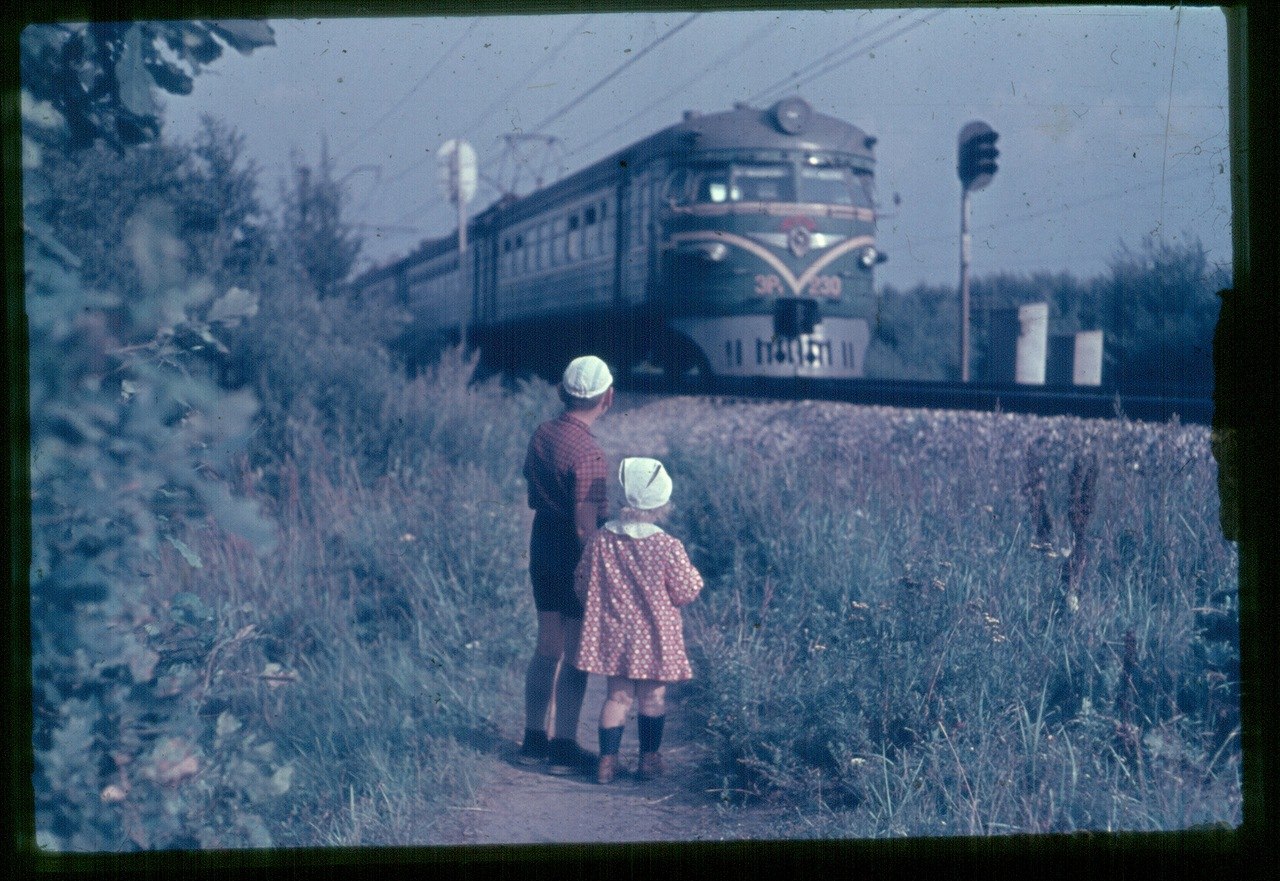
[781,215,816,258]
[780,215,817,232]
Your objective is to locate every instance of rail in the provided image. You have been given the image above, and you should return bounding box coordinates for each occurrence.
[620,374,1214,425]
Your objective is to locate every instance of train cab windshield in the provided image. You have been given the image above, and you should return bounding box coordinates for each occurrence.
[670,161,872,208]
[799,165,874,209]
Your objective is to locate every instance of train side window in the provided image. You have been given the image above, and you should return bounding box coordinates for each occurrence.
[694,168,733,203]
[663,169,690,206]
[854,170,876,210]
[585,205,597,225]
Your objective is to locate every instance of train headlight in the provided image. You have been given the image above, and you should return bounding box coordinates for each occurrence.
[701,242,728,262]
[858,246,879,269]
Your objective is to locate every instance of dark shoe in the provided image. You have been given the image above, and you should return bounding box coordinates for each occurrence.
[547,738,597,776]
[516,730,548,766]
[596,753,618,785]
[637,751,665,780]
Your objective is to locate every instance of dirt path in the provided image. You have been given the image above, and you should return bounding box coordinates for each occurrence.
[448,678,737,845]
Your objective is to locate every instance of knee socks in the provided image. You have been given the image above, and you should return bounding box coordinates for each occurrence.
[524,654,558,733]
[598,725,624,757]
[638,714,666,754]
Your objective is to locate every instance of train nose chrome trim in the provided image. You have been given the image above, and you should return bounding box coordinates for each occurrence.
[747,232,846,250]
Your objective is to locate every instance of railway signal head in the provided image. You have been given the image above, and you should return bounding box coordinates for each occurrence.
[958,121,999,192]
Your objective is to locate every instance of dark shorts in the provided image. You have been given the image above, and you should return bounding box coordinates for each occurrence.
[529,514,584,618]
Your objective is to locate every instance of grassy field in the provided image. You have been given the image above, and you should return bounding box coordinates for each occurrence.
[147,353,1240,844]
[670,401,1241,837]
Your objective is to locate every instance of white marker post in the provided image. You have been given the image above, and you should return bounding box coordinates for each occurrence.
[438,139,477,348]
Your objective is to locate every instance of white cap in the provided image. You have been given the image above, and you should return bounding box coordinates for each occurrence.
[561,355,613,398]
[619,457,673,510]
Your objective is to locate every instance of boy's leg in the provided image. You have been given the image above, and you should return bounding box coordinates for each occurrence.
[518,612,565,764]
[551,616,588,740]
[548,616,593,775]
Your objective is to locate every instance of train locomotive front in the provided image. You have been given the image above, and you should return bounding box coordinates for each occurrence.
[653,97,882,380]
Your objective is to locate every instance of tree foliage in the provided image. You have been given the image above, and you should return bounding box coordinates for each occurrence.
[38,114,271,303]
[279,137,363,300]
[868,237,1228,394]
[22,20,277,852]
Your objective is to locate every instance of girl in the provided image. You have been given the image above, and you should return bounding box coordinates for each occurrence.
[572,457,704,784]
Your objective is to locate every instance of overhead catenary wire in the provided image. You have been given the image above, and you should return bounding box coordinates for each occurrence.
[528,13,702,135]
[331,19,480,166]
[754,9,948,107]
[461,14,596,140]
[743,11,901,107]
[565,15,783,162]
[889,168,1213,255]
[390,14,703,226]
[358,16,593,215]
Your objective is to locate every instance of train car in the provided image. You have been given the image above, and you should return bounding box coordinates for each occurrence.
[355,96,885,381]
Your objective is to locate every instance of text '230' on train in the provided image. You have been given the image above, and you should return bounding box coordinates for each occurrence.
[353,97,887,381]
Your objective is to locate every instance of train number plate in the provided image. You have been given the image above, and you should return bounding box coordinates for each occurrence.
[756,337,834,367]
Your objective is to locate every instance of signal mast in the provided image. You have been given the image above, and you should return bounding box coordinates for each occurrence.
[957,121,1000,382]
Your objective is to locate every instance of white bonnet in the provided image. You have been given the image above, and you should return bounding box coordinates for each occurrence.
[618,457,672,510]
[561,355,613,398]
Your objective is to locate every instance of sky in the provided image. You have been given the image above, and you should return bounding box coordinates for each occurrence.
[161,6,1232,291]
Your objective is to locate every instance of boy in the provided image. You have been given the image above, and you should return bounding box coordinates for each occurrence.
[518,355,614,775]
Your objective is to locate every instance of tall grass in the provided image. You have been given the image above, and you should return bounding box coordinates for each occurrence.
[150,346,560,845]
[147,345,1237,843]
[669,406,1240,838]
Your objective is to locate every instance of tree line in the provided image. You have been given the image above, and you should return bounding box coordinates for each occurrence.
[867,241,1228,395]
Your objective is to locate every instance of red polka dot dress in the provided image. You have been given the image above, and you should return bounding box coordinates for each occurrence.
[573,525,704,682]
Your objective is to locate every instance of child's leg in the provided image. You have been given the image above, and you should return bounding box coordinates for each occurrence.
[600,676,634,730]
[635,681,667,779]
[636,680,666,718]
[596,676,633,784]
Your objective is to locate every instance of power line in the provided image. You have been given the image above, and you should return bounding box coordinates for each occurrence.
[355,13,584,214]
[762,9,948,105]
[462,14,595,140]
[566,15,782,162]
[332,19,480,165]
[890,169,1213,252]
[744,12,902,107]
[371,15,608,200]
[528,13,702,135]
[383,14,702,228]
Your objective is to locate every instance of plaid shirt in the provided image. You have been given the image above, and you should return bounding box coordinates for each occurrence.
[524,413,609,526]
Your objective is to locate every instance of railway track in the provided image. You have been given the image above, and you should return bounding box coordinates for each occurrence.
[618,373,1214,425]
